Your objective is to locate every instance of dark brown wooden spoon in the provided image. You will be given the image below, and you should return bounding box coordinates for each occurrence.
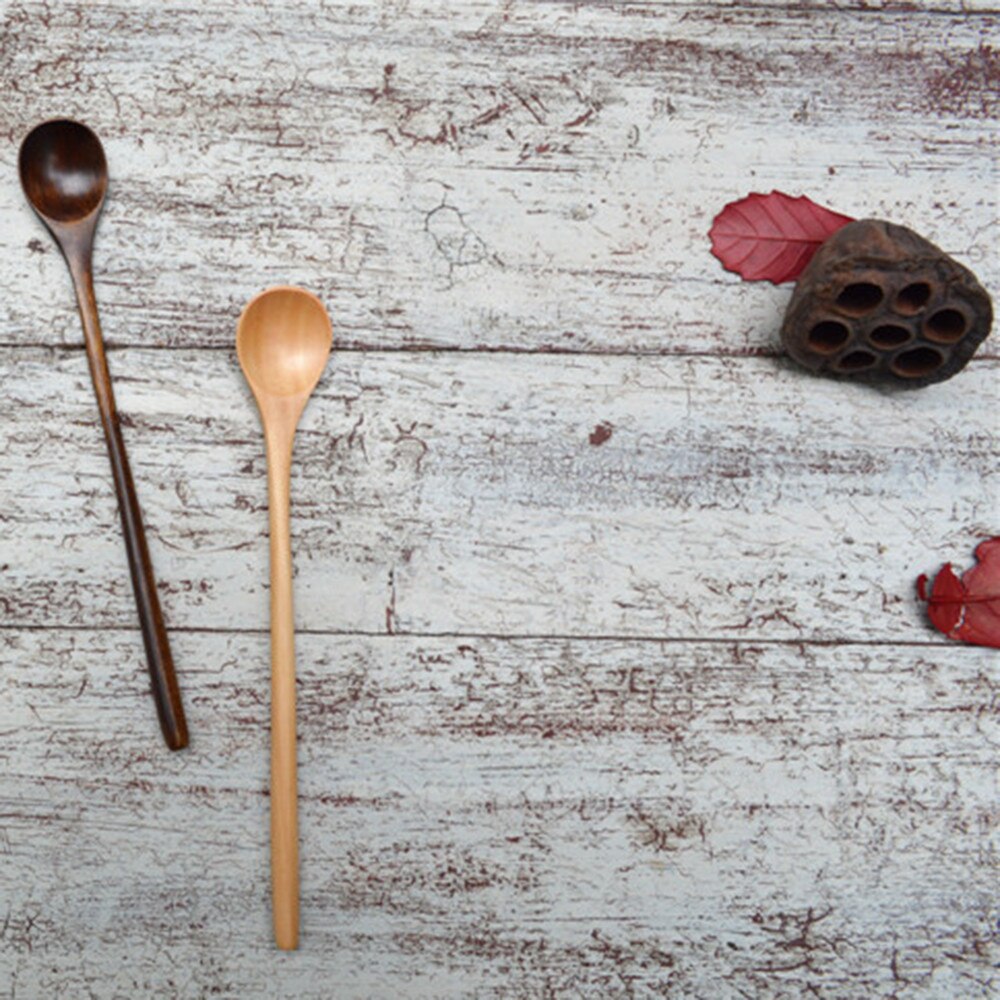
[19,119,188,751]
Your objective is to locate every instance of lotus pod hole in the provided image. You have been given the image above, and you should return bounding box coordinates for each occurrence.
[869,324,912,349]
[925,308,967,343]
[836,282,883,315]
[780,219,993,387]
[837,350,878,372]
[892,347,944,378]
[808,320,850,353]
[895,282,931,314]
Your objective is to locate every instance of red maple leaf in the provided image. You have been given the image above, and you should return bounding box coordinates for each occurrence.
[709,191,854,284]
[917,538,1000,649]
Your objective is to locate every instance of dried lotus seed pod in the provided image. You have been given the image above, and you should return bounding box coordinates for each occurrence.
[780,219,993,387]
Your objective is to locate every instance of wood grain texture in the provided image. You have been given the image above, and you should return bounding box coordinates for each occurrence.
[1,630,997,998]
[0,0,997,997]
[0,1,996,355]
[0,347,996,641]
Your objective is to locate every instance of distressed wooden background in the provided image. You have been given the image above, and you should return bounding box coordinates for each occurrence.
[1,1,997,997]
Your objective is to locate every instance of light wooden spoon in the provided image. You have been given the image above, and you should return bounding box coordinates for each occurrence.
[236,286,332,951]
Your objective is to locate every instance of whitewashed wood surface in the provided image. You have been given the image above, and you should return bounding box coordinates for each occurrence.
[1,2,997,998]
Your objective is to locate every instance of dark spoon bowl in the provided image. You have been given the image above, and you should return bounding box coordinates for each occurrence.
[19,119,108,223]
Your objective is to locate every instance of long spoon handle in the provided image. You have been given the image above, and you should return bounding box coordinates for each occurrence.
[265,429,299,951]
[69,258,188,751]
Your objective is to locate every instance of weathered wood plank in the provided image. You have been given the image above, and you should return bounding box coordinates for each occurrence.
[1,2,997,995]
[0,347,995,641]
[1,628,996,998]
[1,1,995,354]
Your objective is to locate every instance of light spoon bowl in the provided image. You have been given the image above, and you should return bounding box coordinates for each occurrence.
[237,287,333,401]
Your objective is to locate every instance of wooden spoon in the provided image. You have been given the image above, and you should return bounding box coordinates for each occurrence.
[236,286,332,951]
[19,119,188,751]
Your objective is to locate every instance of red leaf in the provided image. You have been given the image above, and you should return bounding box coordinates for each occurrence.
[709,191,854,284]
[917,537,1000,649]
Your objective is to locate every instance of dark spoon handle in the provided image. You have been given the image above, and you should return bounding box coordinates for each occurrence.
[70,256,189,751]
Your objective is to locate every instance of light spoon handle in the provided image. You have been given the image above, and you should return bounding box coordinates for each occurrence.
[265,425,299,951]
